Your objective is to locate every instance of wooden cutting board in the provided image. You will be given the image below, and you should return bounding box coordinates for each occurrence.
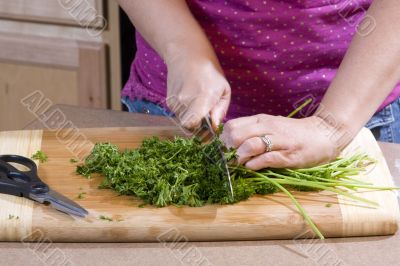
[0,127,398,242]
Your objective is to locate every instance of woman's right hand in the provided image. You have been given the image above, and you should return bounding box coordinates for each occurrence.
[117,0,230,129]
[165,53,231,129]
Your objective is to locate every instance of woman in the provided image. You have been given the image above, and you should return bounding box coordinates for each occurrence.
[117,0,400,170]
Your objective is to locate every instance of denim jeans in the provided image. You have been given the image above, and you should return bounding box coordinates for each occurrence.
[122,96,400,143]
[121,96,173,117]
[365,97,400,143]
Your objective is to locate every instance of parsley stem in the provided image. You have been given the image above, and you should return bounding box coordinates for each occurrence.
[287,98,313,118]
[250,171,324,239]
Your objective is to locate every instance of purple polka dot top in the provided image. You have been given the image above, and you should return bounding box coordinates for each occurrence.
[122,0,400,119]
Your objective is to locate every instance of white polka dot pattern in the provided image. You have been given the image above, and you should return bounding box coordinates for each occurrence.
[121,0,400,118]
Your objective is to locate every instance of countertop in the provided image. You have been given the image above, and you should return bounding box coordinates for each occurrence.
[2,104,400,266]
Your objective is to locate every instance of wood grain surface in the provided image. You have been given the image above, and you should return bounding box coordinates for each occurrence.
[338,130,400,236]
[0,130,42,241]
[0,0,104,28]
[0,127,398,242]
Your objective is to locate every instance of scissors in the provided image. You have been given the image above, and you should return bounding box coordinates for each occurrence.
[0,154,88,217]
[202,115,234,200]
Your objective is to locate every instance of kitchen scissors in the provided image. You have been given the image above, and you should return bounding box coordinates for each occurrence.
[202,115,234,199]
[0,154,88,217]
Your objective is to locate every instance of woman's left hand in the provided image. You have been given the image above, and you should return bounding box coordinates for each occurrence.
[220,114,347,170]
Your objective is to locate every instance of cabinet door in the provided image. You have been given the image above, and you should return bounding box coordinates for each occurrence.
[0,0,105,28]
[0,32,107,131]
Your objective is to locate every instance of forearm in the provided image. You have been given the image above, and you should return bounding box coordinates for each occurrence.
[317,0,400,145]
[116,0,219,65]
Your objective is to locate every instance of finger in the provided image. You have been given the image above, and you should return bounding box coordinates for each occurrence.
[210,90,231,128]
[236,136,288,165]
[221,121,277,149]
[181,95,218,129]
[245,151,293,170]
[224,114,266,132]
[166,95,179,114]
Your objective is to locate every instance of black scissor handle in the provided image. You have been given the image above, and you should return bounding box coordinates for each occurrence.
[0,154,37,175]
[0,155,49,197]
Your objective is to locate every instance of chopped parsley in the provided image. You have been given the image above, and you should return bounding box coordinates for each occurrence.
[99,215,113,222]
[8,214,19,220]
[76,136,383,240]
[31,150,48,163]
[77,192,87,199]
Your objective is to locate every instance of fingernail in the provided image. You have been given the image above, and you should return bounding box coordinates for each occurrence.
[245,161,254,170]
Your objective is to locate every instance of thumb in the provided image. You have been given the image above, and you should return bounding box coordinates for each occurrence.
[210,89,231,128]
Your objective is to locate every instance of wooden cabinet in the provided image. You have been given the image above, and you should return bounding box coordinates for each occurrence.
[0,0,105,27]
[0,0,122,131]
[0,63,79,131]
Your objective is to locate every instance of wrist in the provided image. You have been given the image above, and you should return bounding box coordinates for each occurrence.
[164,40,221,69]
[311,111,356,151]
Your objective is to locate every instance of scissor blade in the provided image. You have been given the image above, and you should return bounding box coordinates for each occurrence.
[203,115,216,136]
[29,189,88,217]
[203,116,234,200]
[219,148,234,199]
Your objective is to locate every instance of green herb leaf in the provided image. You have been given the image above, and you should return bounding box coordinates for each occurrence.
[77,192,87,199]
[7,214,19,220]
[99,215,113,222]
[31,150,48,163]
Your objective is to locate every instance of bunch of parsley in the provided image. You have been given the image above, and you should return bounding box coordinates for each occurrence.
[76,135,398,239]
[76,137,275,207]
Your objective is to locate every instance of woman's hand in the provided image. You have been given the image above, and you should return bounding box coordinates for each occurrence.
[220,114,346,170]
[117,0,231,129]
[166,54,231,129]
